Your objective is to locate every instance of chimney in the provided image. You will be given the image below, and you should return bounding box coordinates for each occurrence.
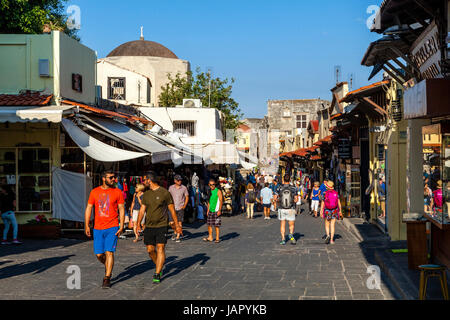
[140,26,144,40]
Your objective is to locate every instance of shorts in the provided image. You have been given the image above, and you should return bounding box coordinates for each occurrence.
[144,226,168,246]
[278,209,296,221]
[207,212,222,227]
[296,204,302,214]
[323,207,340,221]
[169,209,184,223]
[311,200,320,212]
[132,209,145,223]
[263,203,271,209]
[93,227,119,255]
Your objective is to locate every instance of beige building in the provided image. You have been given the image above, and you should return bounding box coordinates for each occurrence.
[96,34,190,107]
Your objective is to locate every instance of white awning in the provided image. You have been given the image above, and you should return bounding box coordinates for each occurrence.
[80,115,173,155]
[61,119,149,162]
[192,143,240,165]
[237,150,259,164]
[0,105,74,123]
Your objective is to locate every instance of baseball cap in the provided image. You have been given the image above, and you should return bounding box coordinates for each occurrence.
[174,174,182,181]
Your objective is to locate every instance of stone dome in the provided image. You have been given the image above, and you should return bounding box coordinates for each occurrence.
[107,39,178,59]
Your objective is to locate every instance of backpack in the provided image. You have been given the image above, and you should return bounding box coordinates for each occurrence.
[248,190,256,203]
[279,186,294,209]
[433,189,443,208]
[324,190,339,210]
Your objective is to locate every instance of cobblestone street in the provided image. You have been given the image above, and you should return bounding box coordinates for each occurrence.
[0,205,399,300]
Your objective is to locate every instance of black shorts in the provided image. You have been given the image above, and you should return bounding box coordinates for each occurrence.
[144,226,168,246]
[263,203,271,208]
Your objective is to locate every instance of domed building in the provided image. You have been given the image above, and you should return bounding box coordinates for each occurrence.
[96,31,190,107]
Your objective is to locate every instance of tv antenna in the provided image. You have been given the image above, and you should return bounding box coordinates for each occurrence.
[334,65,342,84]
[206,66,213,108]
[349,73,354,91]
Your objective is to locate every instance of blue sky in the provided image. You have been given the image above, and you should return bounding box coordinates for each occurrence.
[67,0,383,118]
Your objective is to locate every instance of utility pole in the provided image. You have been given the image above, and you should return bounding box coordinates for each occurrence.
[207,67,213,108]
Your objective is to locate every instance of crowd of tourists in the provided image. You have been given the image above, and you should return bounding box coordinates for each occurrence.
[1,166,344,288]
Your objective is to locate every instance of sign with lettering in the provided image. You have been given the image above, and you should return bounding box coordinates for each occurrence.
[410,21,442,80]
[338,138,352,159]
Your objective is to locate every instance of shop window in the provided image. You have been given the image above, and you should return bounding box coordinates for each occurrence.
[423,125,450,225]
[16,147,51,212]
[0,149,17,208]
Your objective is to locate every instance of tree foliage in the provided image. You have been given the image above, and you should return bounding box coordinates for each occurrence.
[159,67,243,130]
[0,0,79,40]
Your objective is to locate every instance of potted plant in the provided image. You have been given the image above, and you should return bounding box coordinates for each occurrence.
[19,215,61,239]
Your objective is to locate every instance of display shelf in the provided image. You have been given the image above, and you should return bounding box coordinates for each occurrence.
[425,213,450,230]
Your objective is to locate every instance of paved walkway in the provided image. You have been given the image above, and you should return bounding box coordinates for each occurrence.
[0,205,398,300]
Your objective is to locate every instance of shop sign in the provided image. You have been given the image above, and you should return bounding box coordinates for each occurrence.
[338,138,352,159]
[370,126,386,133]
[410,21,442,80]
[404,79,450,119]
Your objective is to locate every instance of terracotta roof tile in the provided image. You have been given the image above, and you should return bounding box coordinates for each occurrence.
[339,80,390,103]
[309,120,319,132]
[0,93,53,106]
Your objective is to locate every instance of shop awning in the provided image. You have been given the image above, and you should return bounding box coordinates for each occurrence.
[79,115,172,157]
[61,119,149,162]
[0,105,74,123]
[193,143,240,165]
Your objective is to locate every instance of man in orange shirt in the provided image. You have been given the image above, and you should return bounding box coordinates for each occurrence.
[84,170,125,289]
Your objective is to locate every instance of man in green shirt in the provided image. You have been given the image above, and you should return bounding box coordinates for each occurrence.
[203,179,223,243]
[137,171,182,284]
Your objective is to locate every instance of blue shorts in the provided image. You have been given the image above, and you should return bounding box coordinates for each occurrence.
[93,227,119,255]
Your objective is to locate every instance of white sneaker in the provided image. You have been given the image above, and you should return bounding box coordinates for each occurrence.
[12,239,22,244]
[1,240,10,245]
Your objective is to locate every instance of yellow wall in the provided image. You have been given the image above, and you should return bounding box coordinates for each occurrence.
[236,131,251,151]
[0,123,59,224]
[386,119,408,240]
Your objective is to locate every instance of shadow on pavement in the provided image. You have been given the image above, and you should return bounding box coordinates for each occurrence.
[163,253,210,280]
[112,257,176,285]
[0,260,13,267]
[0,239,85,259]
[220,232,239,242]
[293,233,305,241]
[183,220,206,230]
[0,255,75,280]
[181,230,209,241]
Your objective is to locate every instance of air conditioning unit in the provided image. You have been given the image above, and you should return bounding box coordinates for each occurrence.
[183,99,202,108]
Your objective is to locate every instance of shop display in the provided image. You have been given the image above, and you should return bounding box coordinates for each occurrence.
[0,147,51,212]
[423,127,450,225]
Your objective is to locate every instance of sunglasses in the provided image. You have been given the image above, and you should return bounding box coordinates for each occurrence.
[209,184,216,187]
[106,176,116,180]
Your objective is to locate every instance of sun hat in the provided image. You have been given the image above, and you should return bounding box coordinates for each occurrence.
[324,180,334,189]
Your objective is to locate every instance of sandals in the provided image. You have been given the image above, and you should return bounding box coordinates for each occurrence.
[215,240,220,243]
[203,238,213,242]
